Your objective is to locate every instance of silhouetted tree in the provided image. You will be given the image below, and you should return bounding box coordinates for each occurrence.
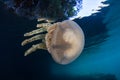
[4,0,82,20]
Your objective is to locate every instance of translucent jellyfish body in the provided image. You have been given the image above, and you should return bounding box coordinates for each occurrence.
[22,20,85,65]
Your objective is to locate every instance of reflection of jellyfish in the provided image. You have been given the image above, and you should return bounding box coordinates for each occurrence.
[21,20,85,65]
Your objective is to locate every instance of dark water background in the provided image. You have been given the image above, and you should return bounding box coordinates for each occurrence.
[0,0,120,80]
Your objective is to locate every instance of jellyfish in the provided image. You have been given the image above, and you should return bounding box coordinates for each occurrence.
[21,20,85,65]
[3,0,84,64]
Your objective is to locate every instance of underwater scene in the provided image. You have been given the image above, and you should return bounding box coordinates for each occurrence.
[0,0,120,80]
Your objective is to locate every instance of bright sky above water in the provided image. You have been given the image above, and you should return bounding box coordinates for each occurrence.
[70,0,109,19]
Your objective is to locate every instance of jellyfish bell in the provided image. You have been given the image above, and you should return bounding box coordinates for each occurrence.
[21,20,85,65]
[46,20,85,64]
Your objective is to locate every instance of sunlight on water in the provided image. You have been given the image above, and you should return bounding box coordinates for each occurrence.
[70,0,109,20]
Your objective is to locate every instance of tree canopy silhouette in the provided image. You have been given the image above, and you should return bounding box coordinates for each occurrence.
[4,0,82,20]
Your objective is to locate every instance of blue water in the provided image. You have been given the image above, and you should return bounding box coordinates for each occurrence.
[0,0,120,80]
[50,0,120,79]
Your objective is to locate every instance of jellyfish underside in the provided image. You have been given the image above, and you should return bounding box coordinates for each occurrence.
[21,20,84,65]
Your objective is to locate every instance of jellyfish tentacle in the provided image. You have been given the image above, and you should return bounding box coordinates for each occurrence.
[37,18,55,23]
[24,28,47,37]
[46,23,57,32]
[36,23,52,28]
[24,43,47,56]
[21,34,45,46]
[37,18,47,22]
[42,38,46,43]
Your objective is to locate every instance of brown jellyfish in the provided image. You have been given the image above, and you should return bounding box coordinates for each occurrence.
[21,20,85,65]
